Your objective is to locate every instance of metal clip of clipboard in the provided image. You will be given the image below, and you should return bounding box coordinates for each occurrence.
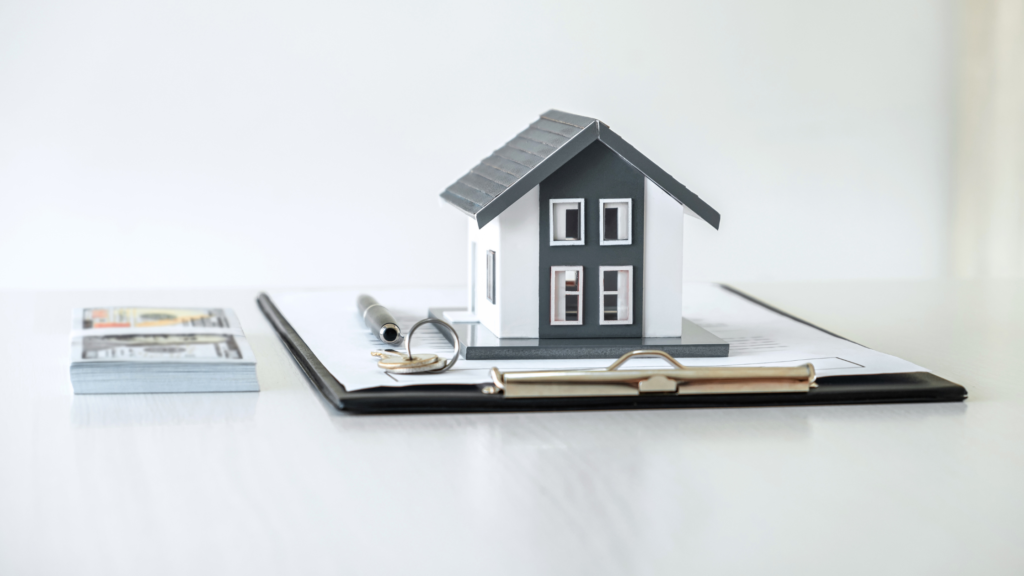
[488,350,817,398]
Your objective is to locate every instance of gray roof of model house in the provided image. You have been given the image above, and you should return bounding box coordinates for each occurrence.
[439,109,721,229]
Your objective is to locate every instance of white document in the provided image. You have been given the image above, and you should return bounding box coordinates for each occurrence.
[267,284,926,392]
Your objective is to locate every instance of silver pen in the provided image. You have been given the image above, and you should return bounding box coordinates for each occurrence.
[357,294,403,345]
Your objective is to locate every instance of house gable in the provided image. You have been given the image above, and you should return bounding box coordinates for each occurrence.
[538,141,644,339]
[440,110,721,231]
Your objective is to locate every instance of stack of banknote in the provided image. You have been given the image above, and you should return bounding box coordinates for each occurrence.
[69,307,259,394]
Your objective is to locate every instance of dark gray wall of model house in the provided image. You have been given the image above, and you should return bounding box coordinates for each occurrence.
[538,142,644,338]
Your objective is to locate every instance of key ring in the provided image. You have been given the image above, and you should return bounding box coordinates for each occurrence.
[403,318,460,373]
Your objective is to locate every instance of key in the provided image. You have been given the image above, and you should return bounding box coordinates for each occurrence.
[370,349,410,362]
[371,349,441,370]
[368,318,460,375]
[381,357,448,374]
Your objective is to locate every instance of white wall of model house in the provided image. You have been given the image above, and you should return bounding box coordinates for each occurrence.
[467,180,689,339]
[466,208,500,333]
[642,178,685,338]
[467,185,540,338]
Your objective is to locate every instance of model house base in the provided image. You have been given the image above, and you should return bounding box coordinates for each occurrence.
[430,308,729,360]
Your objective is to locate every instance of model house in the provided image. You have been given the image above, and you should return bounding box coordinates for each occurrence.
[440,110,720,340]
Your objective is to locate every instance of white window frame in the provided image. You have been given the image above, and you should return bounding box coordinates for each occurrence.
[486,250,496,304]
[599,198,632,246]
[550,265,583,325]
[599,265,633,325]
[549,198,585,246]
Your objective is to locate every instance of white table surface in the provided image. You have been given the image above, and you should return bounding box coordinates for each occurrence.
[2,281,1021,575]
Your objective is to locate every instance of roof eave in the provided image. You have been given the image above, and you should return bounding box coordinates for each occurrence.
[473,121,599,228]
[596,123,721,230]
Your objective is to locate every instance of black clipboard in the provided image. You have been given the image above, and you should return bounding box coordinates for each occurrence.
[256,288,966,414]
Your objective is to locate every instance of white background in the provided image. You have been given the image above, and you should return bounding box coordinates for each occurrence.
[0,0,953,290]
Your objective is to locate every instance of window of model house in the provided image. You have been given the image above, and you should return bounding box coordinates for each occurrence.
[599,266,632,324]
[550,266,583,325]
[486,250,496,304]
[550,199,585,245]
[599,199,631,245]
